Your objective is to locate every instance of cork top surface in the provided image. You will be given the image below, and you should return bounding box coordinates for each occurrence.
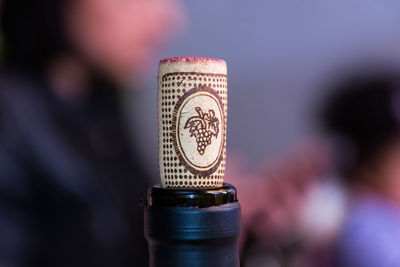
[160,57,225,63]
[159,57,227,76]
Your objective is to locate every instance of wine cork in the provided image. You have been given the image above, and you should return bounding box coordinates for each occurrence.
[158,57,228,189]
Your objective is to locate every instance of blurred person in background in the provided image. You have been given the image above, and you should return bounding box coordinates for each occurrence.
[0,0,184,266]
[235,68,400,267]
[320,69,400,267]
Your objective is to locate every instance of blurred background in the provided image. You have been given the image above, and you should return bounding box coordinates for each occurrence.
[124,1,400,266]
[128,0,400,176]
[3,0,400,266]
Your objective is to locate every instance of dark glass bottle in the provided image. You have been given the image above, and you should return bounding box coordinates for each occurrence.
[144,183,241,267]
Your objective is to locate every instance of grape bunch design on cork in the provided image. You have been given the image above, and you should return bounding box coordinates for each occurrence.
[185,107,219,155]
[158,57,227,189]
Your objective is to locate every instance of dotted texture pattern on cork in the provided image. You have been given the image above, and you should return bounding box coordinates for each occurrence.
[158,57,227,189]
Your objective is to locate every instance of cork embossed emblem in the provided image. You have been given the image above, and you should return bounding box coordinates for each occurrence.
[172,84,225,176]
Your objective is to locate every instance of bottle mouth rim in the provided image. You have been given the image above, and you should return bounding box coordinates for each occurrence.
[146,183,237,208]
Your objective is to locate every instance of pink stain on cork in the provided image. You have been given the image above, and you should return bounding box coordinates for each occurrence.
[160,57,225,63]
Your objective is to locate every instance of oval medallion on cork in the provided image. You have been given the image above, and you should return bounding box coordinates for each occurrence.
[172,84,225,176]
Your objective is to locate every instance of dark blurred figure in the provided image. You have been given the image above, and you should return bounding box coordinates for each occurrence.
[235,67,400,267]
[0,0,184,266]
[321,69,400,267]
